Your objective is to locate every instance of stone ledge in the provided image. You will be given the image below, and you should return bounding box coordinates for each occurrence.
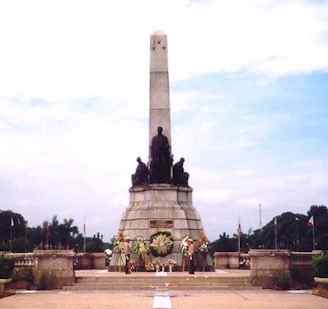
[214,252,240,257]
[249,249,290,257]
[315,277,328,284]
[33,249,75,257]
[129,184,193,193]
[313,277,328,298]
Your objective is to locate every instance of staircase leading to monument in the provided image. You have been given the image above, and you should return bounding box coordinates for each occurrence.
[64,272,253,291]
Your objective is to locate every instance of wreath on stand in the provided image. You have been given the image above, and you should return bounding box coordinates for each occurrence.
[150,231,174,257]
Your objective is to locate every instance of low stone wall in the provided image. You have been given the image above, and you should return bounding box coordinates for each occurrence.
[313,277,328,298]
[2,251,107,289]
[249,249,290,285]
[92,253,106,269]
[214,252,240,269]
[248,250,324,286]
[33,250,75,289]
[75,253,93,269]
[290,251,321,285]
[74,252,106,270]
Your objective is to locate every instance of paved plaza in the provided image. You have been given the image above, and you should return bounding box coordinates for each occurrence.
[0,289,327,309]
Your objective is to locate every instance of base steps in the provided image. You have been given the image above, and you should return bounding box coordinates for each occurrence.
[64,273,253,291]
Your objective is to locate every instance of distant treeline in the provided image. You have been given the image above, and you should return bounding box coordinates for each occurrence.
[0,212,110,253]
[209,205,328,253]
[1,204,327,254]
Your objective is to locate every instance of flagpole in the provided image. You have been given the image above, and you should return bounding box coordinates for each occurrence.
[274,217,278,250]
[10,218,13,252]
[10,217,15,252]
[238,230,241,253]
[312,217,316,251]
[295,217,300,251]
[83,219,87,253]
[238,218,241,253]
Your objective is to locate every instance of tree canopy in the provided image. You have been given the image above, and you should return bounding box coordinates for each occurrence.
[0,210,109,253]
[210,205,328,253]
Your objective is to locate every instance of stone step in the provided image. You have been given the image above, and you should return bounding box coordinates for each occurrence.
[65,283,253,290]
[66,286,253,291]
[64,275,252,291]
[72,282,250,287]
[76,277,249,282]
[75,280,250,285]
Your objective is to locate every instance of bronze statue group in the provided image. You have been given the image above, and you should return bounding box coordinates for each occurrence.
[132,126,189,187]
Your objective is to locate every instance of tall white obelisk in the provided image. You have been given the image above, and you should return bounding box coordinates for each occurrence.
[149,31,171,153]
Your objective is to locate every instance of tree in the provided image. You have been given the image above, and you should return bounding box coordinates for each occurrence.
[209,205,328,253]
[0,210,27,251]
[307,205,328,249]
[209,232,237,254]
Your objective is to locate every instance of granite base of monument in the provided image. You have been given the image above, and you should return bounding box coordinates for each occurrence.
[110,184,209,270]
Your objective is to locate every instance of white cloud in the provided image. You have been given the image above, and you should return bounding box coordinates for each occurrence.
[0,0,327,240]
[0,0,327,100]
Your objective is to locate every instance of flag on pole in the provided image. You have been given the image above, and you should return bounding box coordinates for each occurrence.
[237,219,242,253]
[237,222,242,235]
[83,221,87,253]
[308,216,316,250]
[308,216,314,226]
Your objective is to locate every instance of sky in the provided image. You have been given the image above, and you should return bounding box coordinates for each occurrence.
[0,0,327,241]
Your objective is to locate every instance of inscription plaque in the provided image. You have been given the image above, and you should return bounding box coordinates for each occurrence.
[149,220,174,228]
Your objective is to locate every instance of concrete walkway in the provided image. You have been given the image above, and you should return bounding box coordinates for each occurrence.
[0,289,327,309]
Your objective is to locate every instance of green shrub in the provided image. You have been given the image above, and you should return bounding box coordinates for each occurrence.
[290,267,314,287]
[0,255,15,279]
[262,272,291,290]
[272,272,290,290]
[313,256,328,278]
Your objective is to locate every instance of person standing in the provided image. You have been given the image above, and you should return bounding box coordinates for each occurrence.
[187,239,195,275]
[123,238,131,274]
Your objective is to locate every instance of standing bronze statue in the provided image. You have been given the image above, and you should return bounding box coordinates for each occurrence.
[149,126,172,184]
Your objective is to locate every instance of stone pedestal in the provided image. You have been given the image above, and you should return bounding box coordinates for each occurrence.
[214,252,240,269]
[111,184,207,269]
[249,249,290,285]
[33,250,75,289]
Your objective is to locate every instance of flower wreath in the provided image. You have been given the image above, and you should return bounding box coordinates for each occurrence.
[150,231,174,257]
[132,237,150,258]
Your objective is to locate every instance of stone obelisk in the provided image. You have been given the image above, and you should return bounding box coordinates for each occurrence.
[149,31,171,153]
[111,32,209,271]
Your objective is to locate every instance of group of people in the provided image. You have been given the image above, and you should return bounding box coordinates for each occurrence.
[113,237,200,275]
[131,126,189,187]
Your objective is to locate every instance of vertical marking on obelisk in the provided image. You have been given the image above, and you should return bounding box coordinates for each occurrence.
[149,31,171,157]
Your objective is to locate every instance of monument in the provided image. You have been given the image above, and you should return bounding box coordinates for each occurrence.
[111,31,208,269]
